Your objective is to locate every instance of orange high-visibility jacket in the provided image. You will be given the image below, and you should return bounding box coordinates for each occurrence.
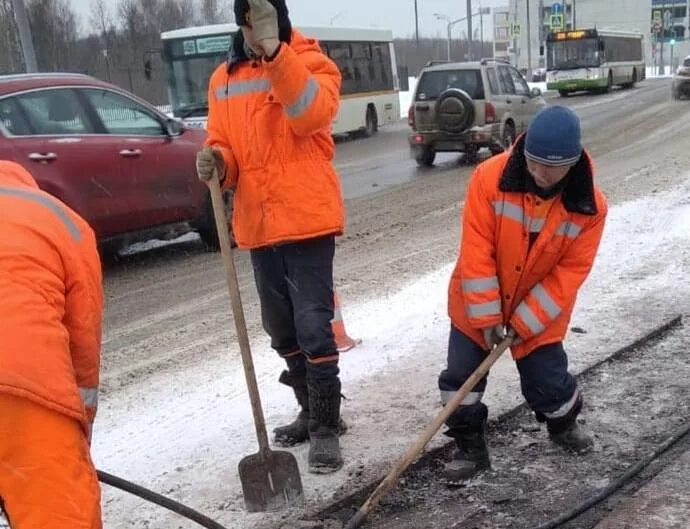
[448,138,608,360]
[205,30,345,249]
[0,161,103,432]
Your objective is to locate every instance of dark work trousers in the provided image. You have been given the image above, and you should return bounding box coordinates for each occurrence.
[250,236,339,383]
[438,326,580,428]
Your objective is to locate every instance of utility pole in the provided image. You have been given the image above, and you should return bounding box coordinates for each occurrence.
[11,0,38,73]
[480,9,484,54]
[446,22,452,60]
[467,0,473,60]
[526,0,533,80]
[572,0,577,28]
[414,0,420,45]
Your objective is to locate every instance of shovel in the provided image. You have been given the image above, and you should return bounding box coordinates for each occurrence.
[344,334,515,528]
[206,171,304,512]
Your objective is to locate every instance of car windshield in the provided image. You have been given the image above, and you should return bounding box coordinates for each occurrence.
[415,70,485,100]
[548,38,600,70]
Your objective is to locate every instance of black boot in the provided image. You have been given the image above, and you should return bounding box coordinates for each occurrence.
[273,370,310,447]
[442,404,491,485]
[307,378,344,474]
[545,392,593,454]
[549,420,593,453]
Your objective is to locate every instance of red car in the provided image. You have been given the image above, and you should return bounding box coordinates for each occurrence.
[0,73,222,252]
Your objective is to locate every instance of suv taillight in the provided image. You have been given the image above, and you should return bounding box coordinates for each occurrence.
[485,102,496,124]
[408,105,415,129]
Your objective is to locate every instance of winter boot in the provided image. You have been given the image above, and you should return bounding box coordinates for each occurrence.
[307,378,344,474]
[441,404,491,485]
[549,420,593,453]
[273,370,310,447]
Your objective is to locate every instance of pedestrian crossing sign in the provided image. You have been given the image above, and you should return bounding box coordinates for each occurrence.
[510,22,521,38]
[550,14,564,31]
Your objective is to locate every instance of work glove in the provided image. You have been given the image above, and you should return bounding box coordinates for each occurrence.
[248,0,280,56]
[482,324,506,351]
[196,147,225,183]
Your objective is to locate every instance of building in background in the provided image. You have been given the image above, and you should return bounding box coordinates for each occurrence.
[506,1,690,77]
[493,6,511,60]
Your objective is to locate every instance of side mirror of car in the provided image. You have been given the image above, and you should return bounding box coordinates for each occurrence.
[530,87,542,98]
[165,118,183,137]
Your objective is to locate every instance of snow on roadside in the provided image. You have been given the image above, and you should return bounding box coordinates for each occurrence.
[96,175,690,529]
[399,76,416,118]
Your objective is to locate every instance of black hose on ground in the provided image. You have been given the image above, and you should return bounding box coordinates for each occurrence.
[533,421,690,529]
[97,470,227,529]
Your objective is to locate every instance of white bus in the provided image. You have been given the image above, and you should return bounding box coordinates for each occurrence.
[160,24,401,135]
[545,29,645,97]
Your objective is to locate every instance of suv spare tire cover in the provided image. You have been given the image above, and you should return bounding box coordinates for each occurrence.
[436,88,475,134]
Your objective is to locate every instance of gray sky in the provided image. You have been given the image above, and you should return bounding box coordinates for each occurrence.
[68,0,508,38]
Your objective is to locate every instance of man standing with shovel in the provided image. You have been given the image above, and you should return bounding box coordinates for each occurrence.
[196,0,345,474]
[440,106,608,483]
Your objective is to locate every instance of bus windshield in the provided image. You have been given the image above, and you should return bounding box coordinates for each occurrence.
[162,34,233,118]
[547,38,600,70]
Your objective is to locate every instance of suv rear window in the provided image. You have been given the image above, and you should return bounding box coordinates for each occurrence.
[415,70,485,101]
[684,57,690,67]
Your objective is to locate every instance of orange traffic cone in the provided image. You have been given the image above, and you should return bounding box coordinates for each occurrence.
[332,292,360,353]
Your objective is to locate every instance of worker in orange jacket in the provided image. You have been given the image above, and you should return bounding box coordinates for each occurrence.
[0,161,103,527]
[196,0,346,473]
[439,106,608,484]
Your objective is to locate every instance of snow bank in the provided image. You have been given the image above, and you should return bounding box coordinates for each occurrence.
[399,76,416,118]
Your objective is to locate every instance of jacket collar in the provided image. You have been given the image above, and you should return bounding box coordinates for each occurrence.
[498,134,598,216]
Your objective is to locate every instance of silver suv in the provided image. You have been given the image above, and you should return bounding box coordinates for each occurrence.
[408,59,546,166]
[672,56,690,100]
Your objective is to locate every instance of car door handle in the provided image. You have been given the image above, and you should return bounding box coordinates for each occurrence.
[119,149,142,158]
[28,152,57,162]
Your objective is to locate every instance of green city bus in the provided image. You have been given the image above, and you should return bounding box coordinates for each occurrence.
[546,29,645,97]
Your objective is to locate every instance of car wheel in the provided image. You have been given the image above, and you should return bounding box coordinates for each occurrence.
[195,191,235,251]
[362,106,378,138]
[602,71,613,93]
[415,147,436,167]
[622,69,637,89]
[464,145,480,165]
[502,122,516,150]
[559,90,570,97]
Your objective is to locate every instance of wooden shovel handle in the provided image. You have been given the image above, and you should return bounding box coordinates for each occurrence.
[207,171,271,455]
[345,335,514,529]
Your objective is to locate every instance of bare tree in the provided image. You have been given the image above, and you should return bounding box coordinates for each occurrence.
[26,0,78,71]
[200,0,218,24]
[0,0,22,73]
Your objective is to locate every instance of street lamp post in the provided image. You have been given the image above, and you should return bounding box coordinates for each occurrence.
[414,0,420,45]
[434,9,490,62]
[434,13,453,61]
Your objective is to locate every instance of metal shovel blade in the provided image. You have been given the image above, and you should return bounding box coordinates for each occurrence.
[238,449,304,512]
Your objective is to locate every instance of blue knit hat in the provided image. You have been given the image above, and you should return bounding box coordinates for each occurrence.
[524,106,582,167]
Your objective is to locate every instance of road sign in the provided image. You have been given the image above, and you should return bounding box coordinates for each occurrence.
[510,22,521,38]
[550,14,564,31]
[653,10,662,23]
[552,3,562,15]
